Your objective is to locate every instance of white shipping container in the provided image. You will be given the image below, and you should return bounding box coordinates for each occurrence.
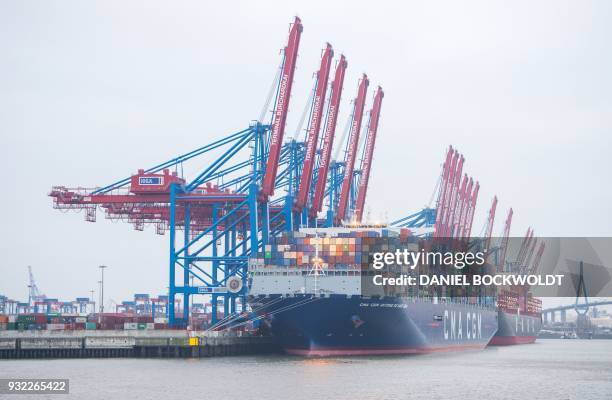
[46,324,66,330]
[75,317,87,323]
[85,337,135,349]
[0,339,17,349]
[21,338,81,349]
[8,315,17,323]
[407,243,419,252]
[124,322,138,330]
[154,317,167,324]
[146,323,155,330]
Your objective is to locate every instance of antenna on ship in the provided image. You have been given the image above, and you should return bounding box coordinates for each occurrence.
[308,233,326,295]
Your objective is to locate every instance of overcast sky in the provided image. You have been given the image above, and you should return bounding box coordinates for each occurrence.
[1,1,610,309]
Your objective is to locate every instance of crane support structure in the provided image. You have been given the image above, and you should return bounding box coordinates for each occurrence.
[261,17,303,199]
[310,55,348,219]
[336,74,369,223]
[354,86,384,222]
[295,43,333,211]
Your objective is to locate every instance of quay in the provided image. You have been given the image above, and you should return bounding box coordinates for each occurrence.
[0,330,279,359]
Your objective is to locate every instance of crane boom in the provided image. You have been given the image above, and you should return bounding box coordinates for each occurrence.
[336,74,369,223]
[463,181,480,240]
[452,174,469,237]
[530,242,546,274]
[484,196,498,249]
[524,238,538,272]
[354,86,384,221]
[260,17,303,199]
[516,228,533,266]
[295,43,334,211]
[310,55,348,218]
[456,176,473,238]
[498,208,513,271]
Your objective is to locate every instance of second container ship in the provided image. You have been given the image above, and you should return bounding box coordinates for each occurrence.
[489,289,542,345]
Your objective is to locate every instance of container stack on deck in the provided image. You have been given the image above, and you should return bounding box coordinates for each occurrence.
[251,228,499,303]
[497,289,542,317]
[258,229,415,269]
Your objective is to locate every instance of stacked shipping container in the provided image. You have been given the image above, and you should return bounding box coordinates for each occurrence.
[257,229,414,270]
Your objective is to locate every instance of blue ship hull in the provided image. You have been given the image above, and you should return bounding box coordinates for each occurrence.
[489,309,542,345]
[250,295,498,356]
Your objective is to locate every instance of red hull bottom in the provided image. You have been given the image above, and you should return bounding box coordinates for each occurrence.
[489,336,537,346]
[285,343,486,357]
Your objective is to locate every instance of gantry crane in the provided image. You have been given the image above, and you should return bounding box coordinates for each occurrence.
[294,44,334,219]
[260,17,303,201]
[335,74,369,224]
[49,17,384,327]
[354,86,384,222]
[309,55,348,223]
[27,266,45,308]
[430,146,479,240]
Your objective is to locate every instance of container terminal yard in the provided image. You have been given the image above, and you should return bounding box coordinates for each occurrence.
[0,17,604,358]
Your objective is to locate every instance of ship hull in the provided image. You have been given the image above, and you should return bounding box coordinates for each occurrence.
[249,295,498,357]
[489,309,541,346]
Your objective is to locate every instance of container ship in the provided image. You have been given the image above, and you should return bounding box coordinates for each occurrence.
[489,289,542,345]
[248,228,499,356]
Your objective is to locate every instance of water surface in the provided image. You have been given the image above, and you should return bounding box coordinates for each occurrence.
[1,339,611,399]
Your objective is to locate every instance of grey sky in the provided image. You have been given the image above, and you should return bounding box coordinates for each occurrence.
[1,1,611,309]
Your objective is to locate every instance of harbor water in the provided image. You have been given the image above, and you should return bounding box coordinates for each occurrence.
[1,339,611,400]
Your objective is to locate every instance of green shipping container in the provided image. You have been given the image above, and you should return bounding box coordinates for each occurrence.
[7,323,16,330]
[85,322,97,330]
[138,323,147,330]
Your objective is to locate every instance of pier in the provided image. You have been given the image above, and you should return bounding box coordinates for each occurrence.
[0,331,279,359]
